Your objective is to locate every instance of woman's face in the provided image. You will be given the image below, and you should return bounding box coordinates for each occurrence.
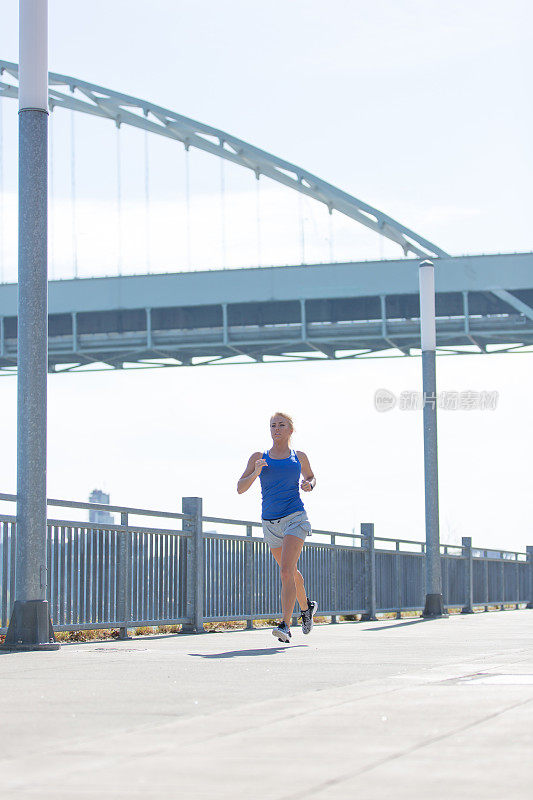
[270,415,292,445]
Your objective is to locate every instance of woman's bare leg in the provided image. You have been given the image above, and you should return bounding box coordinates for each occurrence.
[270,545,308,612]
[278,535,306,625]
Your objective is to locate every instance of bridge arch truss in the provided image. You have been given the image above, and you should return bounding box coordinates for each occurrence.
[0,59,449,261]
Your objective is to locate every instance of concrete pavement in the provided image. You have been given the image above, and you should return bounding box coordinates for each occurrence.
[1,611,532,799]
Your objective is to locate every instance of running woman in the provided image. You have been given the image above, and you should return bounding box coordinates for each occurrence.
[237,412,318,643]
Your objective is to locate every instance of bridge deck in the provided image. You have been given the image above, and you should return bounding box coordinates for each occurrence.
[1,253,532,370]
[1,611,532,798]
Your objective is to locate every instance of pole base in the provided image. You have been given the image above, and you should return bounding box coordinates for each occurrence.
[0,600,60,651]
[422,593,448,618]
[179,623,205,634]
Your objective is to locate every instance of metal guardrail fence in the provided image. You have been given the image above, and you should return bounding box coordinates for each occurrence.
[1,493,532,635]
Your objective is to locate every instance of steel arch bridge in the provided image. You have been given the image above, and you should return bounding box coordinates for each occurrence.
[0,59,448,260]
[1,62,532,375]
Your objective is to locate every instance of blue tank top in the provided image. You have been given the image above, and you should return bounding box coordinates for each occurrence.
[259,448,305,520]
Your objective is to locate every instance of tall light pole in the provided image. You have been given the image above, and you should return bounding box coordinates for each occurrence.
[1,0,58,651]
[419,259,446,617]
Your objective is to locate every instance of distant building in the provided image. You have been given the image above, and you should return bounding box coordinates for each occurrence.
[89,489,114,524]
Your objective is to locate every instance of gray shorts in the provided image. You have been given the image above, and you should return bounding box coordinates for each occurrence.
[261,509,312,548]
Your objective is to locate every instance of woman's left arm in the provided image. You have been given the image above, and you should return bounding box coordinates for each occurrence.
[297,451,316,492]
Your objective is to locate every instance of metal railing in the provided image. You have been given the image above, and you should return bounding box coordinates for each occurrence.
[1,492,531,634]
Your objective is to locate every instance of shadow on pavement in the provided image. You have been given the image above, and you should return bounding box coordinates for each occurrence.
[189,645,308,658]
[364,618,445,632]
[53,634,175,647]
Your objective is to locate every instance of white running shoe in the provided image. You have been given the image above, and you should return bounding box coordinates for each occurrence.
[272,622,291,643]
[300,599,318,634]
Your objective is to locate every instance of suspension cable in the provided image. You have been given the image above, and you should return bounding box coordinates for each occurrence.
[220,156,226,268]
[70,110,78,279]
[298,191,305,264]
[328,208,334,263]
[255,173,261,268]
[144,129,150,274]
[185,146,191,269]
[116,123,123,277]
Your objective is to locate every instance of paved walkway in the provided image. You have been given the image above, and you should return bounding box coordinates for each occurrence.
[1,611,532,799]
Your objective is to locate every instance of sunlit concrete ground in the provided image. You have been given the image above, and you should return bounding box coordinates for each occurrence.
[1,610,532,799]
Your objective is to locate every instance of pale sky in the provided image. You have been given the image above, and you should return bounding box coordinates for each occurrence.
[0,1,531,553]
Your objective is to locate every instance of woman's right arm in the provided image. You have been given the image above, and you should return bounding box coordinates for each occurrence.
[237,452,267,494]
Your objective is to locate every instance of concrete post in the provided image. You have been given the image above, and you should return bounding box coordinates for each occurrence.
[483,554,489,612]
[1,0,58,652]
[361,523,377,621]
[245,524,253,630]
[419,260,445,618]
[461,536,474,614]
[180,497,204,634]
[395,541,402,619]
[117,512,131,639]
[330,533,338,623]
[500,557,505,610]
[526,547,533,609]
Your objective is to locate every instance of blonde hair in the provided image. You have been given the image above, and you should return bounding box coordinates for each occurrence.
[271,411,294,438]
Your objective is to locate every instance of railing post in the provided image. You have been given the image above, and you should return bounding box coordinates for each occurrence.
[117,512,131,639]
[527,547,533,609]
[180,497,204,634]
[330,534,337,623]
[245,525,253,630]
[500,555,505,610]
[461,536,474,614]
[361,523,377,621]
[395,541,402,618]
[483,553,489,611]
